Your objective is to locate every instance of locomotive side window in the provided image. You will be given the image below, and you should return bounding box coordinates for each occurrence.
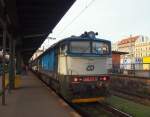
[92,42,109,54]
[70,41,90,53]
[60,44,68,55]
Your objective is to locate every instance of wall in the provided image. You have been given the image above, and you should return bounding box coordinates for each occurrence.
[112,53,120,65]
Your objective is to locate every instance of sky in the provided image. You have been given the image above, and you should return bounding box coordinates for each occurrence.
[39,0,150,50]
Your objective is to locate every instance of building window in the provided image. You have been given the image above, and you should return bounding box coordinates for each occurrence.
[142,36,144,42]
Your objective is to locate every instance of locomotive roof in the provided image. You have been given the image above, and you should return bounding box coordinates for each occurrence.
[32,35,111,62]
[45,36,110,52]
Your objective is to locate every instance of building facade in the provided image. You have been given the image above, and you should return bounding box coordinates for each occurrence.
[112,42,119,51]
[135,36,150,59]
[117,35,139,63]
[31,49,44,60]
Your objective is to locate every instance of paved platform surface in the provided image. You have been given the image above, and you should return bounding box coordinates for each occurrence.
[0,71,80,117]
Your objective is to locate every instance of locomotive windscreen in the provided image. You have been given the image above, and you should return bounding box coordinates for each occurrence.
[69,40,111,55]
[70,41,91,53]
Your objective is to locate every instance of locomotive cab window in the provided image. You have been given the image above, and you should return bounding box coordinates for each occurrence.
[69,40,110,55]
[92,42,109,55]
[70,41,91,53]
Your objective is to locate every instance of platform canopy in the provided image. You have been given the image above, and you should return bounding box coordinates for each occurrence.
[0,0,75,63]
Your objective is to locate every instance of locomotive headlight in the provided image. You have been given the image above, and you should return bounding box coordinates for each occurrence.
[71,77,82,83]
[103,77,107,81]
[74,78,78,82]
[99,76,110,81]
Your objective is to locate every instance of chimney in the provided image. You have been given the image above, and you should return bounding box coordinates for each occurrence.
[130,34,132,37]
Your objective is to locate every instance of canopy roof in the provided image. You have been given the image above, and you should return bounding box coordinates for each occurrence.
[0,0,75,63]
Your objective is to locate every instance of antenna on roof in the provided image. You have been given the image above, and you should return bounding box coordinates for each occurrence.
[81,31,98,39]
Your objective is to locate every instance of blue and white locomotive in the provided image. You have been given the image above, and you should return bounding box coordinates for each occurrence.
[31,31,112,103]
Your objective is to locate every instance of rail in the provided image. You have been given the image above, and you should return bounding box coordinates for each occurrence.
[98,102,132,117]
[73,102,132,117]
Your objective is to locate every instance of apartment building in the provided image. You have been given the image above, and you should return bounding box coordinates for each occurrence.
[112,42,119,51]
[117,35,139,63]
[135,36,150,58]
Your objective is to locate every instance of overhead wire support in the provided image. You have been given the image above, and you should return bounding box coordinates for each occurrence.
[57,0,96,37]
[2,24,6,105]
[0,2,8,105]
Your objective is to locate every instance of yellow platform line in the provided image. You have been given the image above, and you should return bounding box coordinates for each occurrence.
[15,74,21,88]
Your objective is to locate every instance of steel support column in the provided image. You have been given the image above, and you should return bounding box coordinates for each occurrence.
[9,37,14,89]
[16,50,21,74]
[2,26,6,105]
[13,40,16,84]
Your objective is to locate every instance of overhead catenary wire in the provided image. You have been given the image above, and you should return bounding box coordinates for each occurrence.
[57,0,97,37]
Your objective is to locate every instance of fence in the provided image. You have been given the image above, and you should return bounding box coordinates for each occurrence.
[108,63,150,78]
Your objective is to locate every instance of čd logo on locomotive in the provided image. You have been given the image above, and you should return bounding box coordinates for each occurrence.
[86,65,95,71]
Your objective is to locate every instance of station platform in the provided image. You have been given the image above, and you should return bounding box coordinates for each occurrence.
[0,71,80,117]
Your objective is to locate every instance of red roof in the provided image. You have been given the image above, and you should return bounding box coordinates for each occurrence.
[118,36,139,45]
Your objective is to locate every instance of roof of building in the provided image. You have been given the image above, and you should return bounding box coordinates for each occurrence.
[118,35,139,45]
[112,51,129,55]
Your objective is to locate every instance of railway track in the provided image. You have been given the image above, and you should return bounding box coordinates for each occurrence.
[112,89,150,100]
[72,103,112,117]
[99,103,132,117]
[111,90,150,106]
[72,102,132,117]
